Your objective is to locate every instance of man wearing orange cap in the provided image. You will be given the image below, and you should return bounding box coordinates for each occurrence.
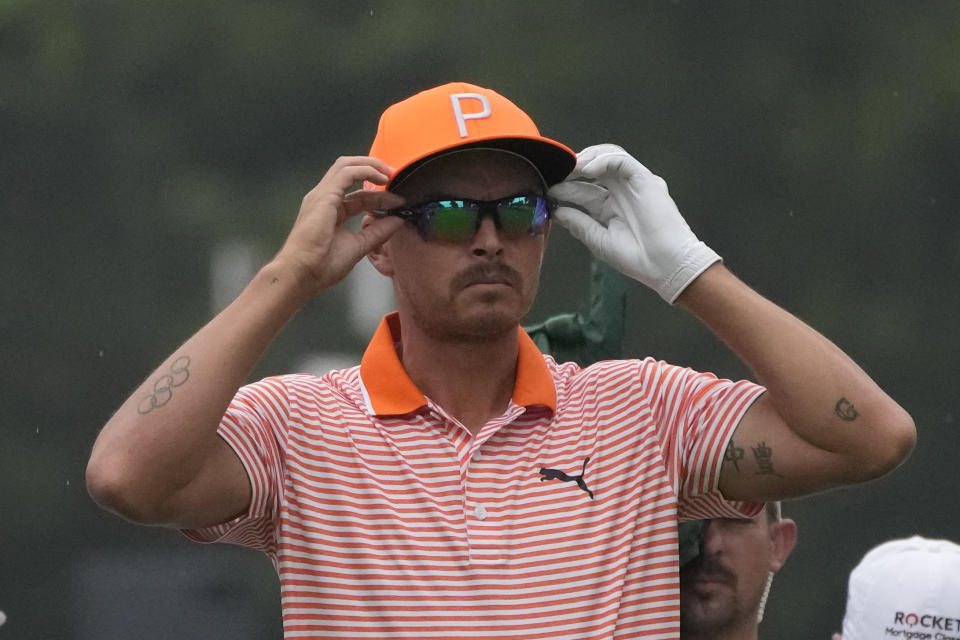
[87,82,915,639]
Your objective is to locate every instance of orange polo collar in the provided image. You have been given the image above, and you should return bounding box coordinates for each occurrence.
[359,312,557,417]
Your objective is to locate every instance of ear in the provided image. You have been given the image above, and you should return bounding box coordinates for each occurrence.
[769,518,798,573]
[366,242,395,277]
[363,215,396,277]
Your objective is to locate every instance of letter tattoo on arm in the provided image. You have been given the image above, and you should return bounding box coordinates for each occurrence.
[751,441,783,477]
[724,439,745,472]
[834,397,859,421]
[137,356,191,415]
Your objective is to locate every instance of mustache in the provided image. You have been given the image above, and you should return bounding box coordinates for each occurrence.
[451,262,522,291]
[681,555,736,585]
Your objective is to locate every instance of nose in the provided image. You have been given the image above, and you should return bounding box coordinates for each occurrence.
[470,216,504,257]
[700,520,726,555]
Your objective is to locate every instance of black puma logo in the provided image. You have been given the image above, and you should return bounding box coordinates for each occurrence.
[539,456,594,500]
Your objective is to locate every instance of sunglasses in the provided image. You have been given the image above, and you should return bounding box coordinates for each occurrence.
[374,194,555,242]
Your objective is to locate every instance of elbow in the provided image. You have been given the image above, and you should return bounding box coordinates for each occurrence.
[85,452,170,525]
[85,454,136,519]
[858,409,917,481]
[887,410,918,470]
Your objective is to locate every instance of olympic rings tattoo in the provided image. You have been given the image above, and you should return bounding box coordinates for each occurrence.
[137,355,191,415]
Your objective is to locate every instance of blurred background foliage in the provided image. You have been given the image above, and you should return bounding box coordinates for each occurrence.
[2,1,958,638]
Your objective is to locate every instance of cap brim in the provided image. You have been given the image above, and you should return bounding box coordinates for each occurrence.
[387,136,577,190]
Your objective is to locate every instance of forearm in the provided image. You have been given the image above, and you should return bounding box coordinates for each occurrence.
[677,264,915,478]
[86,259,309,518]
[86,157,405,526]
[549,145,914,495]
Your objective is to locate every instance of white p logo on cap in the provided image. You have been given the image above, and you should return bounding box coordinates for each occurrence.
[450,93,492,138]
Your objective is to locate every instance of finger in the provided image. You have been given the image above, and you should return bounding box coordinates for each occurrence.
[343,189,404,216]
[572,144,628,180]
[577,147,657,186]
[355,215,404,254]
[330,155,396,179]
[324,163,394,195]
[310,157,397,200]
[549,181,608,210]
[549,182,614,223]
[552,205,608,247]
[575,143,624,170]
[576,150,630,181]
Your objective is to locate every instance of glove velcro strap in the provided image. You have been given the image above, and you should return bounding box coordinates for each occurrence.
[661,242,722,304]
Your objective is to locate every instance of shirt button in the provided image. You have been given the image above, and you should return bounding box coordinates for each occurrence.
[473,449,482,460]
[474,504,488,520]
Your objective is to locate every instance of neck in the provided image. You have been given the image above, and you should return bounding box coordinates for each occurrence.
[398,320,519,435]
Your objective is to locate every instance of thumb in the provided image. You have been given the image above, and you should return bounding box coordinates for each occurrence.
[550,180,614,224]
[552,205,608,251]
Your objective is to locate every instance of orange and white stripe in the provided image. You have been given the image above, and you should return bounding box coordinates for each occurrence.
[185,312,763,639]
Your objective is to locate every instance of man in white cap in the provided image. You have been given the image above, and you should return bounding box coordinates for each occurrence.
[87,82,915,639]
[832,536,960,639]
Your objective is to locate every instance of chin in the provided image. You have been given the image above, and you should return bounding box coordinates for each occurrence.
[408,296,528,343]
[457,309,521,340]
[680,603,736,635]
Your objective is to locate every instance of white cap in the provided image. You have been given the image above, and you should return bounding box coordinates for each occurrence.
[841,535,960,639]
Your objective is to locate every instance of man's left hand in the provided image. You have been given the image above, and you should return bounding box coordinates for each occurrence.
[548,144,720,304]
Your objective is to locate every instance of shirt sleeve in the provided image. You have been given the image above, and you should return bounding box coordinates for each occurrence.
[638,358,766,521]
[181,376,289,553]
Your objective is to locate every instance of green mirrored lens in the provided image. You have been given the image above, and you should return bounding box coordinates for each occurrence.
[428,202,475,240]
[414,196,549,241]
[499,200,535,235]
[500,197,548,237]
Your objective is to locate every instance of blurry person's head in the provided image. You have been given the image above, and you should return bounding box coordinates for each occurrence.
[835,535,960,640]
[680,503,797,640]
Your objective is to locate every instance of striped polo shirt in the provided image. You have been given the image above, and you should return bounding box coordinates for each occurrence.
[185,312,764,639]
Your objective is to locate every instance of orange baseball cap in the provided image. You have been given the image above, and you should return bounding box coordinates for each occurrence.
[367,82,576,191]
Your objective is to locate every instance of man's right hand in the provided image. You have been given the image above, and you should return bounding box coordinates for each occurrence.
[86,156,406,529]
[273,156,404,297]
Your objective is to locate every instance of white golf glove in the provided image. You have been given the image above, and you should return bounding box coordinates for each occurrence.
[549,144,721,304]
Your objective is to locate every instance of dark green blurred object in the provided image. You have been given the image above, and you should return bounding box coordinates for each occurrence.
[524,259,628,366]
[526,257,706,567]
[678,520,707,567]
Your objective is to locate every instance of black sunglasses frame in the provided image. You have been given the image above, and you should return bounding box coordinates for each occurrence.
[374,194,556,242]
